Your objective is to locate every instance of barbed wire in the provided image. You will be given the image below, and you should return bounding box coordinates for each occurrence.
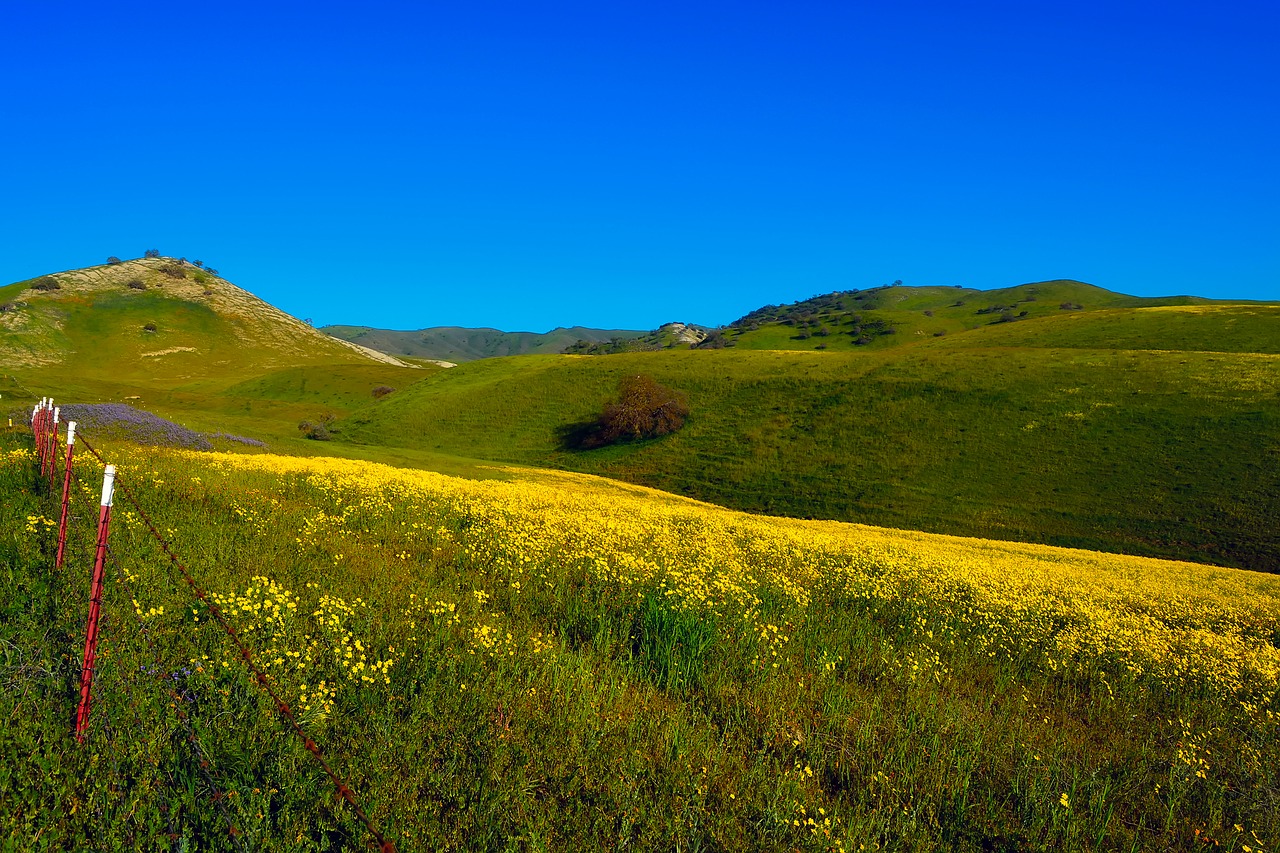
[105,544,250,852]
[75,432,396,853]
[66,451,248,847]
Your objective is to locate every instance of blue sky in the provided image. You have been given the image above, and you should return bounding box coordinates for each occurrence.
[2,0,1276,332]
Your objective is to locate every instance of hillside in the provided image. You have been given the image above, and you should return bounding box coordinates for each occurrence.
[0,258,428,445]
[322,323,646,363]
[6,437,1279,848]
[337,302,1280,572]
[4,262,1277,570]
[711,277,1249,348]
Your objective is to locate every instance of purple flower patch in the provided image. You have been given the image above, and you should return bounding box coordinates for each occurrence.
[59,404,214,451]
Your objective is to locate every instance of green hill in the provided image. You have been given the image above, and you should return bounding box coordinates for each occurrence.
[0,258,428,446]
[716,279,1272,353]
[5,263,1277,570]
[321,323,647,363]
[337,300,1280,572]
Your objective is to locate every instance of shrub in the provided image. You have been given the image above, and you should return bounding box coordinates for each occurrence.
[106,256,123,265]
[142,322,157,333]
[30,277,60,291]
[127,279,146,290]
[158,264,186,279]
[561,375,690,449]
[206,268,219,277]
[371,385,395,399]
[598,375,688,443]
[298,418,333,441]
[1060,302,1084,311]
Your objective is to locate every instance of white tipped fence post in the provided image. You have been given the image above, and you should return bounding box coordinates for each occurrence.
[32,403,43,465]
[39,399,52,469]
[45,407,60,486]
[75,464,115,743]
[56,421,78,570]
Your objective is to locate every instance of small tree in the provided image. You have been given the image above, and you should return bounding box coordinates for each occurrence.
[371,385,395,399]
[298,414,336,440]
[144,249,160,259]
[106,256,123,265]
[598,375,689,444]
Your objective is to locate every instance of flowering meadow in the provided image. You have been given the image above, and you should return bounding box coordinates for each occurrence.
[1,432,1277,851]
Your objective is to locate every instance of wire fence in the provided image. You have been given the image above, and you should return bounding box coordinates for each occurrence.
[22,399,396,852]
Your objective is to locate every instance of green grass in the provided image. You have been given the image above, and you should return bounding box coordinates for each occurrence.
[718,280,1273,354]
[338,322,1280,571]
[2,432,1276,850]
[5,265,1278,574]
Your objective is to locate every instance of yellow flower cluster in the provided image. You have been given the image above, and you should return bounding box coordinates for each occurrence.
[199,575,394,719]
[176,450,1280,719]
[1,448,34,468]
[24,514,55,536]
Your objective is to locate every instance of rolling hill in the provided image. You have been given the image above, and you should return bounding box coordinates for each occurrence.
[0,258,429,444]
[321,323,647,363]
[662,279,1275,354]
[336,295,1280,572]
[4,262,1277,570]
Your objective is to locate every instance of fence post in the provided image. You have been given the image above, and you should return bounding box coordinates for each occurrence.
[32,401,44,466]
[75,464,115,743]
[37,399,51,469]
[56,421,78,570]
[45,407,59,487]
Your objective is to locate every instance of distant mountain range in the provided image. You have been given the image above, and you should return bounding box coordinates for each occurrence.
[319,325,648,364]
[324,279,1280,363]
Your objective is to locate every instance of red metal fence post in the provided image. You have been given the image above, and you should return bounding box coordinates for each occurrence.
[46,407,59,488]
[56,421,78,570]
[32,401,45,466]
[75,464,115,743]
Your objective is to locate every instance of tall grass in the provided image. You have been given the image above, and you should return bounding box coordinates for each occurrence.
[2,431,1276,850]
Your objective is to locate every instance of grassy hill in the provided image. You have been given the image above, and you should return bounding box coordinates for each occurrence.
[716,279,1273,353]
[337,301,1280,572]
[0,258,430,447]
[321,323,647,363]
[4,263,1277,570]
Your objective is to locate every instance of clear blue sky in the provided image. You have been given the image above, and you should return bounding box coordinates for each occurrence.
[2,0,1276,332]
